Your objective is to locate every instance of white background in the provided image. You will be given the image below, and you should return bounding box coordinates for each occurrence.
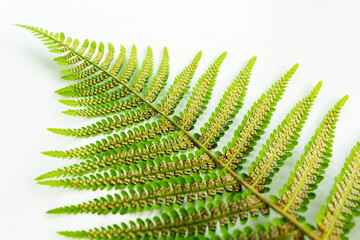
[1,0,360,239]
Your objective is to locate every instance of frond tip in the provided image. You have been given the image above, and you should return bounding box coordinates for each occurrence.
[41,150,69,158]
[47,128,73,136]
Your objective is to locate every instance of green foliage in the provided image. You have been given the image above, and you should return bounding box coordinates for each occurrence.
[19,25,360,240]
[275,95,348,216]
[61,46,154,116]
[218,64,298,171]
[57,196,269,240]
[243,81,322,193]
[46,171,242,215]
[315,142,360,240]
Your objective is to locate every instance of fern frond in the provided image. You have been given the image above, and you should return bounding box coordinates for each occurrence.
[315,142,360,240]
[55,43,114,94]
[195,56,256,149]
[49,57,255,182]
[159,52,225,115]
[44,118,173,157]
[221,218,305,240]
[38,58,254,179]
[19,25,136,101]
[22,25,348,240]
[44,53,222,161]
[47,171,241,215]
[275,95,348,215]
[58,41,102,77]
[55,38,120,80]
[62,46,154,117]
[47,51,203,138]
[43,131,194,159]
[57,196,268,239]
[58,45,127,105]
[47,106,154,138]
[219,64,298,171]
[36,150,215,184]
[131,47,154,92]
[38,136,199,188]
[174,52,226,130]
[244,81,322,193]
[58,224,301,240]
[57,45,137,97]
[144,47,172,102]
[60,47,168,108]
[109,45,128,76]
[35,168,66,180]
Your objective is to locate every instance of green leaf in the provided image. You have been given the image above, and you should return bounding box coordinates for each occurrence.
[219,64,298,171]
[277,95,348,214]
[245,81,321,193]
[315,141,360,240]
[19,25,357,240]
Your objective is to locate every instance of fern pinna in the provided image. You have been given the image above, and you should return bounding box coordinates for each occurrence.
[18,24,360,240]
